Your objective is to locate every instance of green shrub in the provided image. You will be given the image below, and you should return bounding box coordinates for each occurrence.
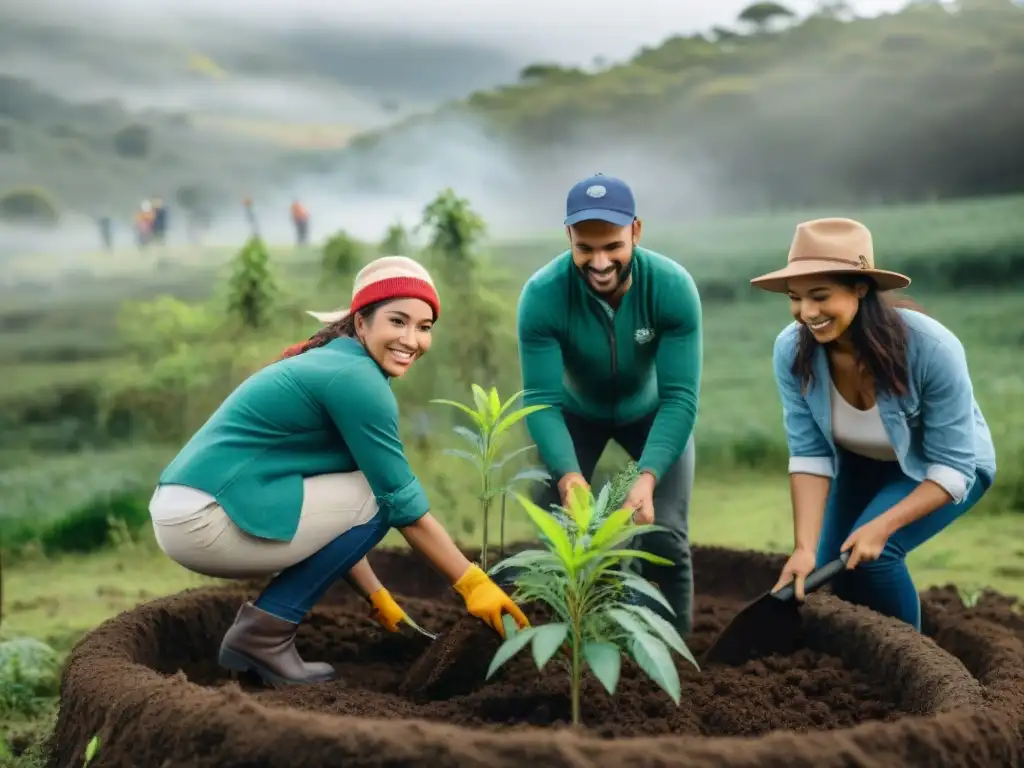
[0,187,59,227]
[0,638,61,718]
[38,491,150,556]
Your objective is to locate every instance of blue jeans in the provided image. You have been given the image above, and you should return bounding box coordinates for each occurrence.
[815,449,991,630]
[254,512,389,623]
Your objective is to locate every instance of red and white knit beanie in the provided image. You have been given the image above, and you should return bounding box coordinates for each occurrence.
[306,255,441,323]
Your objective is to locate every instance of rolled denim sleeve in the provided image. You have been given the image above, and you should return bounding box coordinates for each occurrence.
[919,336,977,503]
[773,329,834,478]
[323,367,431,527]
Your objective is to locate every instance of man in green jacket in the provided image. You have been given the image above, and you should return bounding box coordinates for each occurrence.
[517,174,703,635]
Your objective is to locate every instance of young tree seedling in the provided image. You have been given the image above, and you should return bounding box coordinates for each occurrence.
[486,485,700,727]
[432,384,551,570]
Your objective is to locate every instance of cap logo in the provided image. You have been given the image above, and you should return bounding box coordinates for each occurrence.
[858,255,868,268]
[585,185,607,198]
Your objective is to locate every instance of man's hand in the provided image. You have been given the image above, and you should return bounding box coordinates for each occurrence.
[557,472,590,507]
[624,471,657,525]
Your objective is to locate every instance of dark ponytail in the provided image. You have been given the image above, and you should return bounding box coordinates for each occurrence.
[276,302,386,361]
[792,276,926,396]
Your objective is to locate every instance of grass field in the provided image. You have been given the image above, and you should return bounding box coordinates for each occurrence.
[2,192,1023,764]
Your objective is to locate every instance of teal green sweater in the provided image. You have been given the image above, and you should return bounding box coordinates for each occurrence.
[158,337,430,541]
[516,246,703,481]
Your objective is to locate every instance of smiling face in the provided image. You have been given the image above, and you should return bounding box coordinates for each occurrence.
[786,275,869,345]
[567,218,642,297]
[354,298,435,377]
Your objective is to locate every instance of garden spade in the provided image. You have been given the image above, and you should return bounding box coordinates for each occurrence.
[702,551,850,667]
[342,575,437,641]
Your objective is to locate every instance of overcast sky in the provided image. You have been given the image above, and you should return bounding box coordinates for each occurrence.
[22,0,911,64]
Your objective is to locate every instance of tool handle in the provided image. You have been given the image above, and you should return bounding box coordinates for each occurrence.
[773,551,850,602]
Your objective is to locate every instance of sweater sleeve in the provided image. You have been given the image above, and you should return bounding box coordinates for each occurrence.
[637,266,703,480]
[517,280,581,479]
[323,367,430,528]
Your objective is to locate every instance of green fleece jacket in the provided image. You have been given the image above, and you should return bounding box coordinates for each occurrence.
[516,246,703,481]
[158,336,430,541]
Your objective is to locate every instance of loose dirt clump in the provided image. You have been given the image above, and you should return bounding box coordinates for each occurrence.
[46,544,1024,768]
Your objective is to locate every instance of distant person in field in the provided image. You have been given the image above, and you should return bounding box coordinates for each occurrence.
[97,215,113,251]
[147,256,528,685]
[134,201,154,250]
[516,173,703,637]
[753,217,997,630]
[291,199,310,246]
[150,197,168,244]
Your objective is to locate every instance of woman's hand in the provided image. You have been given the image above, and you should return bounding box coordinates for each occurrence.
[368,587,409,632]
[453,564,530,639]
[841,518,892,570]
[771,547,818,602]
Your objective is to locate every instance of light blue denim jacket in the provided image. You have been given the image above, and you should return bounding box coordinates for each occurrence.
[772,308,996,504]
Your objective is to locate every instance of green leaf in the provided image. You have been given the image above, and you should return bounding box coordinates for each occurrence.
[492,404,550,439]
[602,549,675,567]
[608,609,681,704]
[593,482,612,524]
[502,613,520,639]
[442,448,482,470]
[583,641,622,695]
[515,493,573,564]
[493,444,537,469]
[453,425,483,450]
[488,549,561,575]
[565,484,593,533]
[471,384,491,422]
[84,734,100,766]
[486,627,538,679]
[589,506,634,549]
[430,398,486,429]
[531,623,569,669]
[622,604,700,671]
[620,574,676,615]
[629,633,681,705]
[488,386,502,421]
[497,389,526,421]
[509,467,552,485]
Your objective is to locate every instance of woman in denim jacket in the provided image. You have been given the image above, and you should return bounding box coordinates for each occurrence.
[750,217,997,630]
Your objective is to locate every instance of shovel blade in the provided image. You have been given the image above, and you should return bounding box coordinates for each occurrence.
[702,593,803,666]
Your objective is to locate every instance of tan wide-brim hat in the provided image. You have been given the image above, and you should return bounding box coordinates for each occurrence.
[750,217,911,294]
[306,255,441,323]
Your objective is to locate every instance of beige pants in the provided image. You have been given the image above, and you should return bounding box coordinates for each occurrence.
[149,472,378,579]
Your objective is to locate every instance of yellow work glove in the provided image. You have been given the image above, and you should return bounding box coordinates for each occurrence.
[453,564,530,639]
[368,587,408,632]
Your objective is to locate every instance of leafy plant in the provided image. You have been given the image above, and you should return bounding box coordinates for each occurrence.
[432,384,551,569]
[486,485,699,727]
[227,235,277,331]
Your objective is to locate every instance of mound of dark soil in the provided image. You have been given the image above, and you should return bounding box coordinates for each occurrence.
[46,545,1021,768]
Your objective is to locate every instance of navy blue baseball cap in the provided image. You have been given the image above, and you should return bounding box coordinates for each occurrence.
[564,173,636,227]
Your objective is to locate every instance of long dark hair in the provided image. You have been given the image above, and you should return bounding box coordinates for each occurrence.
[276,301,386,361]
[792,275,925,397]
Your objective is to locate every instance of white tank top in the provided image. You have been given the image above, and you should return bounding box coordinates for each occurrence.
[829,379,898,462]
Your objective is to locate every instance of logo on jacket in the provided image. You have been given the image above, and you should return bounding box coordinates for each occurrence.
[634,327,655,344]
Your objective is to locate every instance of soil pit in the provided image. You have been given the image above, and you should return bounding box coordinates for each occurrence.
[49,544,1023,768]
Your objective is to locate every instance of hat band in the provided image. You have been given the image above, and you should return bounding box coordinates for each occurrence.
[789,254,870,268]
[350,276,441,319]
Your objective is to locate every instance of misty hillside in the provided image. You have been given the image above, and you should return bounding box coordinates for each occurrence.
[0,7,526,229]
[329,0,1024,224]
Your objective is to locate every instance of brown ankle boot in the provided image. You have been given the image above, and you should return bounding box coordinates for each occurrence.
[218,602,337,685]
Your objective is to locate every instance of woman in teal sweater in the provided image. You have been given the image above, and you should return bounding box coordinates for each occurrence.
[149,256,528,685]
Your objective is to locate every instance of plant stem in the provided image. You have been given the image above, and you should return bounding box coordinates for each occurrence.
[481,496,490,572]
[499,493,507,559]
[571,631,582,727]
